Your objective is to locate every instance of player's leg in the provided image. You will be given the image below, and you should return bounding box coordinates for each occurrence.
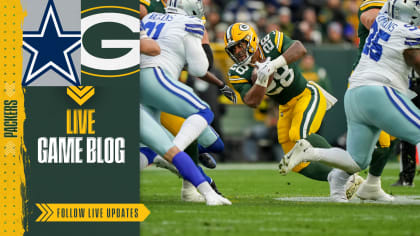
[280,84,360,173]
[159,112,221,199]
[160,112,220,168]
[369,131,392,178]
[140,67,213,151]
[139,106,231,205]
[392,140,416,186]
[277,90,333,180]
[278,86,355,181]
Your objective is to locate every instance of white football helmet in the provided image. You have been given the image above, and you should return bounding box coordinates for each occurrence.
[166,0,204,19]
[387,0,420,25]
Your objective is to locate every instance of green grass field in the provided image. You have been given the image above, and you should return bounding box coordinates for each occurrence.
[140,163,420,236]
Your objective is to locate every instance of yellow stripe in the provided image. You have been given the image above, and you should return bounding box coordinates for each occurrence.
[274,30,279,50]
[81,6,140,14]
[140,0,151,6]
[230,79,248,84]
[230,75,240,79]
[1,1,26,235]
[292,162,311,172]
[277,32,284,53]
[258,44,265,60]
[81,69,140,78]
[360,1,385,11]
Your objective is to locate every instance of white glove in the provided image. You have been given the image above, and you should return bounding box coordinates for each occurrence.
[255,57,275,87]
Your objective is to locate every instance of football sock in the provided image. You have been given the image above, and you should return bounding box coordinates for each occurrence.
[197,165,212,184]
[139,147,157,168]
[366,173,381,185]
[173,114,208,151]
[311,147,361,173]
[172,151,206,187]
[198,137,224,153]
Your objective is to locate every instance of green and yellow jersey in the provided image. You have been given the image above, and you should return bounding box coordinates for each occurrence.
[352,0,386,69]
[228,30,307,105]
[140,0,166,14]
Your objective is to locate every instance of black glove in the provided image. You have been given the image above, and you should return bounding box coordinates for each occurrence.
[219,84,237,104]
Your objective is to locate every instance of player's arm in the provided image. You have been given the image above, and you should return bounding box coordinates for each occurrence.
[280,40,307,65]
[243,80,267,108]
[404,49,420,75]
[140,22,160,56]
[256,40,307,89]
[360,8,380,29]
[139,0,149,19]
[184,34,209,77]
[140,38,160,56]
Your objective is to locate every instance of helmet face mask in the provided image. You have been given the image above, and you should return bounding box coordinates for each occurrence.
[166,0,204,19]
[387,0,420,26]
[224,23,258,65]
[225,39,252,65]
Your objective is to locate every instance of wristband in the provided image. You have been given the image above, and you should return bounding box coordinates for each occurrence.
[255,75,269,88]
[271,55,287,70]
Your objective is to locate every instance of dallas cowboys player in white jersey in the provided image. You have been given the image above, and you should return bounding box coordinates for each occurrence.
[280,0,420,202]
[139,0,231,205]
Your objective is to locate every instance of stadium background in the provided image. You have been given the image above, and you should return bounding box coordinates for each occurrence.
[188,0,372,162]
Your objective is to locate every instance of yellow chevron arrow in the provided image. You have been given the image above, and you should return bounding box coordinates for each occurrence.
[35,203,54,222]
[67,86,95,106]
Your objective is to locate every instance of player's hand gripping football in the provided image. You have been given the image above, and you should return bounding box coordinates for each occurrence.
[219,84,237,104]
[255,57,275,87]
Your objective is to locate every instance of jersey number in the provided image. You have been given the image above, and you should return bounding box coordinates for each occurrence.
[260,34,275,54]
[143,22,166,40]
[362,22,390,62]
[266,66,294,95]
[231,64,249,75]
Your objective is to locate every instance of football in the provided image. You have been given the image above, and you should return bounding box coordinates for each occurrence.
[251,66,275,86]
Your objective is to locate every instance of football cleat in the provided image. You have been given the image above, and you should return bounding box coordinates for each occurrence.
[199,153,217,169]
[356,182,395,201]
[153,156,181,177]
[391,174,414,187]
[328,169,350,203]
[181,180,205,203]
[279,139,313,175]
[204,193,232,206]
[345,173,365,200]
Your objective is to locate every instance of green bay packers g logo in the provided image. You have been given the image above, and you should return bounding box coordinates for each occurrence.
[239,24,250,31]
[81,7,139,77]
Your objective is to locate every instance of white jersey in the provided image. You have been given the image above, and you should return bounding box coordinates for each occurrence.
[140,12,208,80]
[349,12,420,97]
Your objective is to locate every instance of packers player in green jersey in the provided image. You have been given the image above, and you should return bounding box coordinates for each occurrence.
[224,23,363,198]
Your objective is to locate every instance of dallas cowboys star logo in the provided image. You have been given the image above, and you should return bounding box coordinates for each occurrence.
[22,0,81,86]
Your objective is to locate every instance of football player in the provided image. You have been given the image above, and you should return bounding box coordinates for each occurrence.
[139,0,231,205]
[347,0,397,199]
[140,0,235,169]
[283,0,420,202]
[224,23,363,198]
[140,0,230,202]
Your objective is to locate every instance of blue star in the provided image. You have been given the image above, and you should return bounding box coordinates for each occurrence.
[22,0,81,86]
